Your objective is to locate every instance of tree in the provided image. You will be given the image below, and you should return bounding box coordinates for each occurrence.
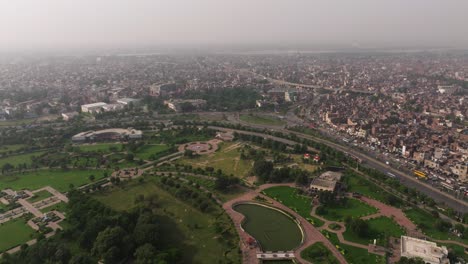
[126,153,135,162]
[347,218,369,237]
[184,149,196,158]
[215,175,240,191]
[133,224,159,246]
[134,244,158,264]
[69,253,94,264]
[1,163,14,175]
[92,226,128,262]
[253,159,273,182]
[88,175,95,181]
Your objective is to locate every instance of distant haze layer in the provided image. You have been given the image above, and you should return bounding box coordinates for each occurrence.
[0,0,467,52]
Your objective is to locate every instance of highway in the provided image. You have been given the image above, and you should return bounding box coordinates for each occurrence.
[222,119,468,213]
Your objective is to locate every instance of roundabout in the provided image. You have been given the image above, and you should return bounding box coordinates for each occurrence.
[177,139,221,155]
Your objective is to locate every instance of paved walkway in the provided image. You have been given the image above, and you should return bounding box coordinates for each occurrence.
[310,206,385,254]
[357,196,420,237]
[17,199,43,218]
[223,183,348,264]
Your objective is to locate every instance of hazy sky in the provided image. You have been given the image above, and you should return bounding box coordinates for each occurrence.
[0,0,467,51]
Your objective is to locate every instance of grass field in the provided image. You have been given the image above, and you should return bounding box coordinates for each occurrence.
[94,179,240,264]
[240,114,285,126]
[322,230,385,264]
[178,142,253,178]
[404,208,468,244]
[316,198,378,221]
[77,143,123,153]
[343,216,405,246]
[0,169,107,192]
[0,218,36,252]
[0,144,26,155]
[40,202,68,214]
[300,242,339,264]
[28,190,53,203]
[234,203,303,251]
[134,144,171,160]
[0,151,46,167]
[0,118,37,127]
[262,186,324,227]
[344,175,388,202]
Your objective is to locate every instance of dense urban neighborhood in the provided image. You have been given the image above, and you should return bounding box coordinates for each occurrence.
[0,51,466,264]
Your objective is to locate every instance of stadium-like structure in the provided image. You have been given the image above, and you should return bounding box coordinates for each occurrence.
[72,128,142,142]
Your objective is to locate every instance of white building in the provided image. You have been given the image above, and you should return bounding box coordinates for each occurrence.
[81,102,107,113]
[61,111,79,121]
[400,236,449,264]
[117,98,140,106]
[72,128,143,142]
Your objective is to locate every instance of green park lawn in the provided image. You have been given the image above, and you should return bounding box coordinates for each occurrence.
[28,190,53,203]
[178,142,252,178]
[134,144,172,160]
[0,151,46,167]
[234,203,303,251]
[344,172,403,207]
[94,179,240,264]
[41,201,68,214]
[0,169,107,192]
[322,230,385,264]
[0,218,37,252]
[316,198,378,221]
[344,174,388,202]
[0,118,37,127]
[343,216,406,246]
[404,208,468,244]
[77,143,123,153]
[300,242,339,264]
[262,186,324,227]
[0,144,26,155]
[240,114,285,126]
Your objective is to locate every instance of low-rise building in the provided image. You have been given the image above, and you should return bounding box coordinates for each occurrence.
[163,99,206,112]
[400,236,449,264]
[81,102,107,113]
[117,98,140,106]
[61,111,79,121]
[309,171,343,192]
[72,128,143,142]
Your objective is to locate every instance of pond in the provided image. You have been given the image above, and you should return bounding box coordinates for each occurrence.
[234,203,303,251]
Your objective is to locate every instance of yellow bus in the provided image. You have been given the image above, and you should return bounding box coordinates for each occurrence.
[413,170,427,178]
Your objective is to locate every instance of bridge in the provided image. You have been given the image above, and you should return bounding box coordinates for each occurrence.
[256,251,295,260]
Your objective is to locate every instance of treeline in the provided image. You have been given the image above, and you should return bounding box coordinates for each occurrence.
[0,191,181,264]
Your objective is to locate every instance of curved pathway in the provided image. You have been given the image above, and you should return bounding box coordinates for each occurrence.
[223,183,347,264]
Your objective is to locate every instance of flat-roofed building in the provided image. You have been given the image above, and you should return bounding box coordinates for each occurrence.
[117,98,140,106]
[61,111,79,121]
[400,236,449,264]
[81,102,107,113]
[309,171,342,192]
[72,128,143,142]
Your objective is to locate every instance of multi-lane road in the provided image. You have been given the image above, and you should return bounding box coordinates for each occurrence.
[231,117,468,213]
